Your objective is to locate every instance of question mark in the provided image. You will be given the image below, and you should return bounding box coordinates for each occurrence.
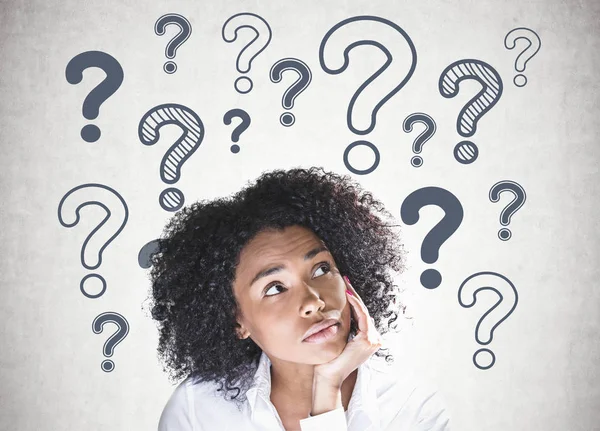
[223,109,251,153]
[138,103,205,212]
[58,183,129,299]
[65,51,124,143]
[400,187,463,289]
[439,59,503,164]
[504,27,541,87]
[269,58,312,127]
[222,12,272,94]
[154,13,192,74]
[402,112,436,167]
[319,15,417,175]
[138,239,162,269]
[458,271,518,370]
[489,180,526,241]
[92,312,130,372]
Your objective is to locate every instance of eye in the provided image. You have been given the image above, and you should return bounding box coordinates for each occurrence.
[263,261,333,297]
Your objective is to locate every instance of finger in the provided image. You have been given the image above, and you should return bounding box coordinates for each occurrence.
[346,291,372,334]
[343,276,369,316]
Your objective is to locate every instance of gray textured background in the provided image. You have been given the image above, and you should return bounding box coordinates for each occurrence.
[1,0,599,430]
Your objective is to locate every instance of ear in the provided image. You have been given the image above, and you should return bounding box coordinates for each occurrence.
[235,321,250,339]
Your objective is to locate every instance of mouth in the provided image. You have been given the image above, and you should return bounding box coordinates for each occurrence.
[302,322,340,344]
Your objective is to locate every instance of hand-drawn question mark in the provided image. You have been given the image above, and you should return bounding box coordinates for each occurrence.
[223,108,251,153]
[138,103,205,212]
[154,13,192,74]
[400,187,463,289]
[458,271,518,370]
[489,180,526,241]
[57,184,129,299]
[504,27,541,87]
[92,312,130,372]
[402,112,436,167]
[439,59,503,164]
[319,15,417,175]
[222,12,272,94]
[65,51,124,143]
[269,58,312,127]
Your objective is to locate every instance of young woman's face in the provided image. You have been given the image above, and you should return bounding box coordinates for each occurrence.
[232,225,351,364]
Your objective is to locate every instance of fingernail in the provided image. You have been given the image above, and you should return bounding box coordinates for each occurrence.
[345,289,354,296]
[343,275,351,286]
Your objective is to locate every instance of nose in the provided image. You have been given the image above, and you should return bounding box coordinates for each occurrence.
[299,284,326,315]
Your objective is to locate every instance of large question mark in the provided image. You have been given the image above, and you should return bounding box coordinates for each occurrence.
[223,108,251,153]
[57,184,129,299]
[269,58,312,127]
[319,15,417,175]
[92,312,130,372]
[489,180,526,241]
[400,187,463,289]
[402,112,436,168]
[65,51,124,143]
[222,12,272,94]
[154,13,192,74]
[439,59,503,164]
[504,27,541,87]
[138,103,205,212]
[458,271,518,370]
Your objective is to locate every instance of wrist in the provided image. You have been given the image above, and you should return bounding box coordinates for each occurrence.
[311,374,343,416]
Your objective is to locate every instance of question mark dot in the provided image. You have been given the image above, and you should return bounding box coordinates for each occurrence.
[280,112,295,127]
[160,188,184,212]
[513,74,527,87]
[230,144,240,153]
[454,141,479,164]
[164,61,177,74]
[235,77,253,94]
[421,269,441,289]
[473,348,496,370]
[411,156,423,167]
[498,228,512,241]
[101,360,115,372]
[81,125,101,143]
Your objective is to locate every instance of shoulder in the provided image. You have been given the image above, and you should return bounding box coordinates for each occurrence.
[158,378,194,431]
[367,357,452,430]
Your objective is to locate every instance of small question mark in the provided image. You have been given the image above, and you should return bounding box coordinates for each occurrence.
[269,58,312,127]
[138,239,162,269]
[402,112,436,167]
[439,59,503,164]
[458,271,518,370]
[222,12,272,94]
[489,180,526,241]
[154,13,192,74]
[223,109,251,153]
[92,312,130,372]
[504,27,541,87]
[400,187,463,289]
[138,103,205,212]
[319,15,417,175]
[65,51,124,143]
[57,183,129,299]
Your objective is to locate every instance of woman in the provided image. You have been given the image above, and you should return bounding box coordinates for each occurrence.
[149,166,451,430]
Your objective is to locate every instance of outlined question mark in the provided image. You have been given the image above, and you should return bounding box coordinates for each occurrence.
[92,312,130,372]
[319,15,417,175]
[138,103,205,212]
[154,13,192,74]
[439,59,503,164]
[222,12,272,94]
[401,187,463,289]
[504,27,541,87]
[402,112,436,167]
[269,58,312,127]
[458,271,518,370]
[489,180,526,241]
[223,108,251,153]
[57,183,129,299]
[65,51,124,143]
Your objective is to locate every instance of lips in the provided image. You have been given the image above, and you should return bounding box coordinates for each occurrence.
[302,318,339,341]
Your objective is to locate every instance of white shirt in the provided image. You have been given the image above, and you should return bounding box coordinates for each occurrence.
[158,350,451,431]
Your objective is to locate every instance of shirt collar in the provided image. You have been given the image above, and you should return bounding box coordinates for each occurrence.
[245,350,380,429]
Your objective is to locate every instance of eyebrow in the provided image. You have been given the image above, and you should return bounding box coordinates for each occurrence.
[249,245,330,288]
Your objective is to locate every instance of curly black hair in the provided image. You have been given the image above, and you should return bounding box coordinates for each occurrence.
[144,166,409,409]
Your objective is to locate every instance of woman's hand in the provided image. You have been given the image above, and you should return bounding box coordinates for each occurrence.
[312,275,383,388]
